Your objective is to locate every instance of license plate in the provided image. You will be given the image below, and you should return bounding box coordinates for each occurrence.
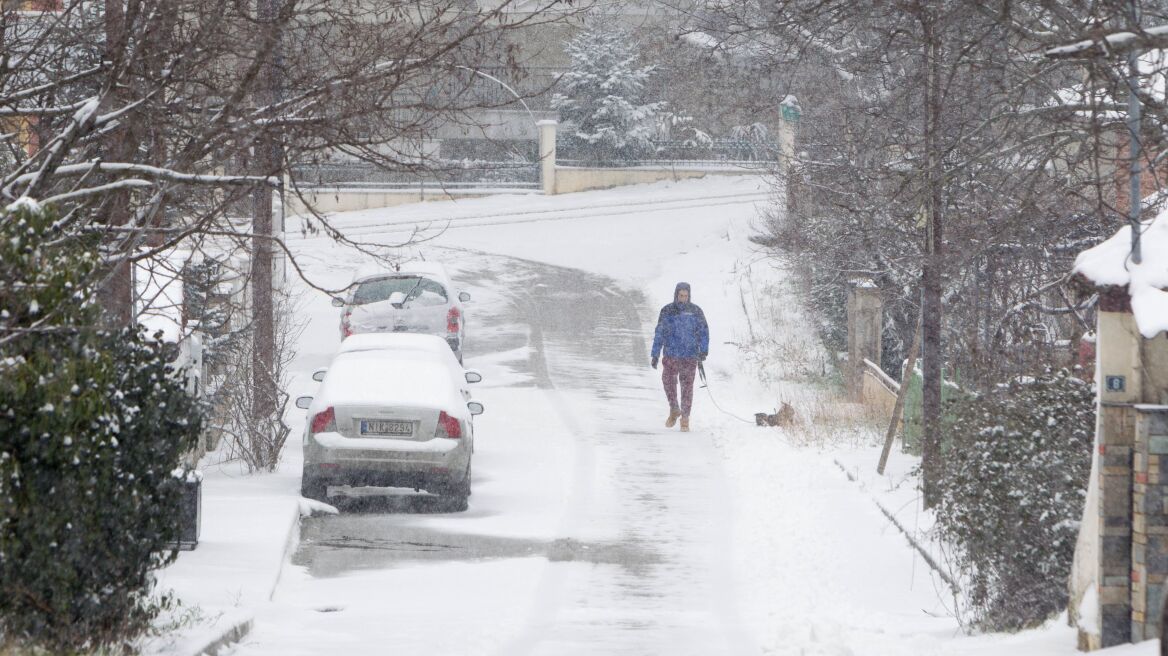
[359,419,413,436]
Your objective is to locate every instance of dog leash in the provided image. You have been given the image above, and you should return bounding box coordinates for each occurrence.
[698,362,756,425]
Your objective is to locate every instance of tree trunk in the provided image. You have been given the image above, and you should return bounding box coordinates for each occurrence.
[249,0,282,439]
[97,0,136,327]
[920,9,945,508]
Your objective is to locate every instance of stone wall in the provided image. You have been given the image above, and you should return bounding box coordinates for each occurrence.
[1092,292,1140,648]
[1132,407,1168,642]
[551,166,731,195]
[861,365,898,416]
[283,187,539,216]
[538,119,781,195]
[1073,287,1168,650]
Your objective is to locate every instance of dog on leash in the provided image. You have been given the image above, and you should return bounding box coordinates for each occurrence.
[755,401,796,427]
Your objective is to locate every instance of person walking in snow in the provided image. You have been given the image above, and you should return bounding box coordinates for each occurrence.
[650,282,709,432]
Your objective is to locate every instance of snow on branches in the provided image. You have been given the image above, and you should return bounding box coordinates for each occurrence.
[552,25,666,161]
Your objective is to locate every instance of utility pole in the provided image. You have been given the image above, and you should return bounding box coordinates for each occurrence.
[1126,0,1144,264]
[1045,2,1153,264]
[250,0,283,439]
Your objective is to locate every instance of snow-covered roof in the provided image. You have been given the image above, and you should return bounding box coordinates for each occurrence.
[1073,214,1168,338]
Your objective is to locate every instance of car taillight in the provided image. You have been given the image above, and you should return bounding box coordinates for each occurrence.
[446,306,460,333]
[311,407,337,434]
[341,310,352,337]
[435,410,461,439]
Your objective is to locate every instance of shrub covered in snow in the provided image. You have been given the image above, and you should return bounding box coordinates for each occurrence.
[552,25,666,162]
[0,203,202,651]
[934,369,1094,631]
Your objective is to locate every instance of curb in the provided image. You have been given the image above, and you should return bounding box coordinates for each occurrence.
[189,616,254,656]
[179,501,304,656]
[832,458,960,594]
[268,502,305,601]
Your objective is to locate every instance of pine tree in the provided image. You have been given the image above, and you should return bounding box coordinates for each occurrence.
[552,26,666,162]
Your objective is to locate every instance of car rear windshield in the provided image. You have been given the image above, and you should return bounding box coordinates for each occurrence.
[352,276,448,306]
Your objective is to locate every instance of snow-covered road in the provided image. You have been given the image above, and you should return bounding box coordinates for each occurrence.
[225,176,1141,656]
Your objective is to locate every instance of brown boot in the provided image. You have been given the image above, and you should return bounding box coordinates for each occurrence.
[680,416,690,432]
[665,409,682,428]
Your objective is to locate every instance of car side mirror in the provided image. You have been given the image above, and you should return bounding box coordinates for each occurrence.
[311,368,327,382]
[295,396,313,410]
[464,369,482,384]
[467,401,484,416]
[331,297,345,307]
[458,291,471,303]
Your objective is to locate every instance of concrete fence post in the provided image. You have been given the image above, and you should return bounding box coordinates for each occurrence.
[846,280,883,401]
[778,97,799,174]
[537,119,558,195]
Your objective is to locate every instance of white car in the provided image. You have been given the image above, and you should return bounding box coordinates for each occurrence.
[297,333,484,511]
[333,262,471,363]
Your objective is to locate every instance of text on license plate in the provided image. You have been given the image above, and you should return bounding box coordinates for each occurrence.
[359,419,413,436]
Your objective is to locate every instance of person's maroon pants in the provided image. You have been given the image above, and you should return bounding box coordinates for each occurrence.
[661,356,698,417]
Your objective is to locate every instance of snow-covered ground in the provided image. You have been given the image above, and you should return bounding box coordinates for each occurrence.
[153,176,1157,655]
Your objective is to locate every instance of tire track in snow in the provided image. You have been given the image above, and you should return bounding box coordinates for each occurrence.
[484,257,760,656]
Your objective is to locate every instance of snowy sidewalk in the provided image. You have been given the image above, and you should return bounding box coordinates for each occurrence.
[142,464,305,656]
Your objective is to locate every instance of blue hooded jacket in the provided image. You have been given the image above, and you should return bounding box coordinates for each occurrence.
[651,282,710,360]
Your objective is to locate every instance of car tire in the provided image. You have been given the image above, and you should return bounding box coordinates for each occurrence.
[301,474,327,502]
[440,462,471,512]
[443,493,469,512]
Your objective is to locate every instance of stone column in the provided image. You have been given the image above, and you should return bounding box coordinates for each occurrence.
[1130,330,1168,644]
[537,119,558,196]
[846,280,883,401]
[1096,286,1141,647]
[1132,407,1168,642]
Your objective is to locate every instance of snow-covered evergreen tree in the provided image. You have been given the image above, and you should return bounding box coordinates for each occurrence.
[934,369,1094,631]
[0,201,203,651]
[552,26,666,161]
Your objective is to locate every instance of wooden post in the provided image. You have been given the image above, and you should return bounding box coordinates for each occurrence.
[878,318,921,475]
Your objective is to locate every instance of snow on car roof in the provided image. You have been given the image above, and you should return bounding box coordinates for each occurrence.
[338,333,453,356]
[351,261,452,286]
[317,350,464,410]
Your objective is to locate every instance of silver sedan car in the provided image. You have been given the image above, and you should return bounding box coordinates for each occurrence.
[334,262,471,363]
[298,333,484,511]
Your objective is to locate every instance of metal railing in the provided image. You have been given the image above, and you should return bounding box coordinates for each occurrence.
[863,358,900,394]
[555,137,781,168]
[289,160,540,190]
